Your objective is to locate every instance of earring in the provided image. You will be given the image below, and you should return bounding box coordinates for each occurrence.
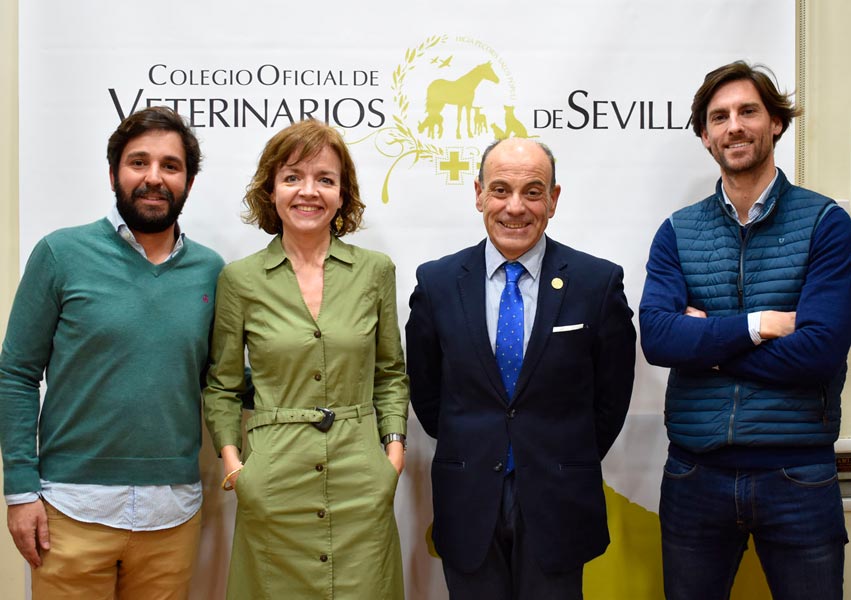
[334,213,344,232]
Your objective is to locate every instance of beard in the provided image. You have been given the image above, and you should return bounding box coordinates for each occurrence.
[711,134,775,177]
[115,181,187,234]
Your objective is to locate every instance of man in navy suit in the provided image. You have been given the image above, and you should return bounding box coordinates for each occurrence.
[406,138,635,599]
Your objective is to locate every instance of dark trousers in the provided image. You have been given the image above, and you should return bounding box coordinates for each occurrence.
[442,472,584,600]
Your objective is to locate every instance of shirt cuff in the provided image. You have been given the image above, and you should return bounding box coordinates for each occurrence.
[377,415,408,439]
[6,492,40,506]
[747,311,764,345]
[211,428,244,456]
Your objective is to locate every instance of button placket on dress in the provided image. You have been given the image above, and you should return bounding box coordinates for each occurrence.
[311,322,333,581]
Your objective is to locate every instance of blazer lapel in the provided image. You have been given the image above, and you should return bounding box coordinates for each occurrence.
[514,237,568,400]
[458,242,510,405]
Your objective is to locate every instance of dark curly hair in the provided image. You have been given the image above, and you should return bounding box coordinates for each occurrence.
[243,120,365,236]
[106,106,201,182]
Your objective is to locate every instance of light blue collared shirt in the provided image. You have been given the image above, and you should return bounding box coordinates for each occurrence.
[721,168,778,226]
[109,205,185,261]
[484,234,547,354]
[5,209,201,530]
[721,169,779,346]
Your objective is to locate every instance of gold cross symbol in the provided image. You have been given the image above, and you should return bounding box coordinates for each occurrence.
[439,151,470,182]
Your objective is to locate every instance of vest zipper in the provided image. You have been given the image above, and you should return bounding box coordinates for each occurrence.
[727,383,740,443]
[737,226,750,309]
[732,194,776,311]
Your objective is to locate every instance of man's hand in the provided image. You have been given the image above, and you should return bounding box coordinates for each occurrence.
[684,306,707,318]
[759,310,797,339]
[7,499,49,568]
[385,441,405,475]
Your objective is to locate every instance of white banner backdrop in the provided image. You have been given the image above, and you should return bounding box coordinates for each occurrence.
[19,1,794,597]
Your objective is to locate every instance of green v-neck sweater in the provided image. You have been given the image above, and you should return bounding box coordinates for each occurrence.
[0,218,224,495]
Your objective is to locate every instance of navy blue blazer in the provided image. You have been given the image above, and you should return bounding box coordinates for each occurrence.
[406,236,635,573]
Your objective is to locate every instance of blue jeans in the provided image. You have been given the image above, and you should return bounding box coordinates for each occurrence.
[660,453,847,600]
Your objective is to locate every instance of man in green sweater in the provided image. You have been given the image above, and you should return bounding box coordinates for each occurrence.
[0,106,224,598]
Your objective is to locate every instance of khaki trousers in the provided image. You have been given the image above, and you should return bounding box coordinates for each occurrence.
[32,502,201,600]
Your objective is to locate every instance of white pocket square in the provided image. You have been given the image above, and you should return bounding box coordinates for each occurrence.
[552,324,584,333]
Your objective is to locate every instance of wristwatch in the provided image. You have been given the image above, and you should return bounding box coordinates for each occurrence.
[381,433,407,451]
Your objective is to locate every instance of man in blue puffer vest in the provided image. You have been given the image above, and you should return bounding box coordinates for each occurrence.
[640,61,851,599]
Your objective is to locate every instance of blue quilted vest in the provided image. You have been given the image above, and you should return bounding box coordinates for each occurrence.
[666,170,843,452]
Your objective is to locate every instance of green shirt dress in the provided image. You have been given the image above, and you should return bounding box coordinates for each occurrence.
[204,235,409,599]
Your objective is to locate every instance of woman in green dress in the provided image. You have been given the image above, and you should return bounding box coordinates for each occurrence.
[203,119,409,599]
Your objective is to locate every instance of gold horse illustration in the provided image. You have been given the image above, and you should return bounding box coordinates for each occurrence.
[424,62,500,139]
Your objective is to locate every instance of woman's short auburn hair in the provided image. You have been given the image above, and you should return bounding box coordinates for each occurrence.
[243,119,365,236]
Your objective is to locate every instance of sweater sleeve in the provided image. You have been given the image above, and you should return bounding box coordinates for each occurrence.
[639,219,754,369]
[372,256,409,438]
[0,239,62,495]
[719,206,851,384]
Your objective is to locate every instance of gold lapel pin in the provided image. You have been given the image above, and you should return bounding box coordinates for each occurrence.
[551,277,564,290]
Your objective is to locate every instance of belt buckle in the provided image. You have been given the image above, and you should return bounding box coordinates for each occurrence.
[312,407,336,432]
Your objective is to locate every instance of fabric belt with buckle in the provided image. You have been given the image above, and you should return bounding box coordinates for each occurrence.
[245,402,374,433]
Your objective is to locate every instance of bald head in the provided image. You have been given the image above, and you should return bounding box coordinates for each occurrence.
[478,138,556,190]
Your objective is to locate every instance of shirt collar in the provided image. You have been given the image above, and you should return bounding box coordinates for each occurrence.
[108,206,184,257]
[264,234,354,270]
[721,168,779,226]
[485,234,546,280]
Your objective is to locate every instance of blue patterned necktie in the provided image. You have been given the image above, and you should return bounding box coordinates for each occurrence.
[496,261,525,473]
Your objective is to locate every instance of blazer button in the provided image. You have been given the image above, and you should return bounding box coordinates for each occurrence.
[314,373,322,381]
[320,554,329,562]
[315,464,324,472]
[507,409,516,419]
[493,461,504,472]
[314,330,322,338]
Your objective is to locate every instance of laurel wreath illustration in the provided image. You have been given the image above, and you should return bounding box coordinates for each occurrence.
[376,34,447,203]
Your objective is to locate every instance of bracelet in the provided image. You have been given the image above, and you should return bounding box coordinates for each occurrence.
[221,465,243,491]
[382,433,407,452]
